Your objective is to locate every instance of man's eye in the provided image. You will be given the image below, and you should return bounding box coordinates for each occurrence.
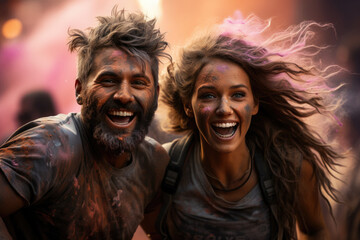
[132,79,147,86]
[101,78,115,84]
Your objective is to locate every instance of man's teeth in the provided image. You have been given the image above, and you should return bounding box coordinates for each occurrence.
[212,122,237,128]
[110,111,133,117]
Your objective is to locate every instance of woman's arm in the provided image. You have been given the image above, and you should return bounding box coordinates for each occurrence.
[296,159,329,240]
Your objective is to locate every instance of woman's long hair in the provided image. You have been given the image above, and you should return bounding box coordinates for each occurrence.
[161,13,344,239]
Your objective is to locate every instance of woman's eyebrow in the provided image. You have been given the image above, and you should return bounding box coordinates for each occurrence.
[230,84,249,89]
[198,85,215,91]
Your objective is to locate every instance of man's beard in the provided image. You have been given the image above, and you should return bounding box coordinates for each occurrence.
[82,94,157,153]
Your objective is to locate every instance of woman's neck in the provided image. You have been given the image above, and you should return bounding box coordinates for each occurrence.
[199,138,251,187]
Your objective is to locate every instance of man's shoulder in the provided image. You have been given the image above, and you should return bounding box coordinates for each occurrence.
[142,136,166,154]
[4,113,83,149]
[34,113,80,131]
[138,136,170,163]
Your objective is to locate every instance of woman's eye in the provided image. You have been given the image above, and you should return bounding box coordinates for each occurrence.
[233,92,245,98]
[199,93,216,99]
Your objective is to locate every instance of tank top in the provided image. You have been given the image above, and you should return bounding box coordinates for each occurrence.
[166,141,271,240]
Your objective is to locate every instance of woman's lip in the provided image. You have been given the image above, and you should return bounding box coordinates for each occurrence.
[211,122,238,128]
[211,123,239,140]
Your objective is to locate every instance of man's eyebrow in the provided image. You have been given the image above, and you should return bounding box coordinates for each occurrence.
[133,73,151,83]
[96,71,120,79]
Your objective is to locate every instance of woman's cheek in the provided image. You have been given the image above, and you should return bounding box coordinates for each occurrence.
[194,104,212,126]
[198,105,212,119]
[243,104,253,125]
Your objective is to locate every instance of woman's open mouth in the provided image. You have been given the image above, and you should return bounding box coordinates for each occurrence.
[211,122,239,138]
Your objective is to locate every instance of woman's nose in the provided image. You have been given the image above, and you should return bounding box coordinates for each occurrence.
[216,97,232,115]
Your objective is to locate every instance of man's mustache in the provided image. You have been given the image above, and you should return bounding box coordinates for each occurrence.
[100,100,142,115]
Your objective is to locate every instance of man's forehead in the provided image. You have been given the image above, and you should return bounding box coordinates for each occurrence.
[90,47,154,82]
[94,48,130,64]
[93,48,151,72]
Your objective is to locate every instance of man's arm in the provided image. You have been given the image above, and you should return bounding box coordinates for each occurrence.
[0,216,12,240]
[0,171,26,217]
[141,189,163,240]
[296,159,329,240]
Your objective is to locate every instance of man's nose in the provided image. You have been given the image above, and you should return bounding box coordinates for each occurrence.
[114,81,135,103]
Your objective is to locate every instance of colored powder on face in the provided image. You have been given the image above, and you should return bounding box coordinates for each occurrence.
[216,65,229,73]
[245,104,251,115]
[200,106,211,114]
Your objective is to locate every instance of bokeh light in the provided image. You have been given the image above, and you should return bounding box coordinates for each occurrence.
[137,0,162,19]
[2,18,23,39]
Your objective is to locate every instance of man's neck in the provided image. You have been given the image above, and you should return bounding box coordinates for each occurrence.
[99,147,132,168]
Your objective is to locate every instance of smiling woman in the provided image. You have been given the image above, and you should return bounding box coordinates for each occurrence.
[141,13,344,240]
[188,59,258,155]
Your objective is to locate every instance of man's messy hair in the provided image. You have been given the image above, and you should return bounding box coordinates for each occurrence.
[68,6,170,86]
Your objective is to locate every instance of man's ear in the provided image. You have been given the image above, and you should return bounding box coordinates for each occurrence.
[75,79,83,105]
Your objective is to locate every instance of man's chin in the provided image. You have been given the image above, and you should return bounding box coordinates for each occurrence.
[93,126,147,153]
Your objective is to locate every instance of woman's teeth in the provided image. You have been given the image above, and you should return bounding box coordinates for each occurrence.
[212,122,238,138]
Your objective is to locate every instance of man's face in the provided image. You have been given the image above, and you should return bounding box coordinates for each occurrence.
[77,47,158,153]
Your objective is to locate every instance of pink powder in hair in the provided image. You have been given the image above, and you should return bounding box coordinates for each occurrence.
[332,114,343,127]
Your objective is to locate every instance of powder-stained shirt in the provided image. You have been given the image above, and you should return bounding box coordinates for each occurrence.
[166,141,271,240]
[0,113,168,240]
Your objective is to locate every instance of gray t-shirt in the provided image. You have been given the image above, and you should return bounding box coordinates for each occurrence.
[0,113,168,240]
[166,141,271,240]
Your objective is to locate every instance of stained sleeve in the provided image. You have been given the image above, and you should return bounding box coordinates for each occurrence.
[0,119,78,206]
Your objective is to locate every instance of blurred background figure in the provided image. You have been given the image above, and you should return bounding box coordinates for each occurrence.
[16,90,57,126]
[1,89,58,145]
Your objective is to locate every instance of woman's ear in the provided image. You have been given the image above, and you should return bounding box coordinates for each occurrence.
[252,99,259,116]
[183,103,194,117]
[75,79,83,105]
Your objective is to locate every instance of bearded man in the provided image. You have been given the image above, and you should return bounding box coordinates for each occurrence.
[0,7,170,240]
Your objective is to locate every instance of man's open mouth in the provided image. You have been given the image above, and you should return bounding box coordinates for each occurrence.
[211,122,238,138]
[108,110,135,126]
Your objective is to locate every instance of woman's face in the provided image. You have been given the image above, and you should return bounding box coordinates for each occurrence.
[188,58,258,153]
